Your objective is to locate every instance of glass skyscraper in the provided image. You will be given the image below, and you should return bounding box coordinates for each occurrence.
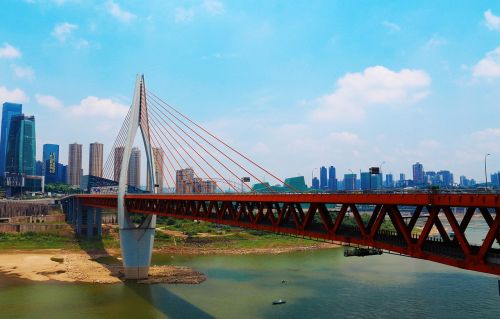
[5,114,36,175]
[43,144,59,184]
[319,166,327,189]
[0,103,22,180]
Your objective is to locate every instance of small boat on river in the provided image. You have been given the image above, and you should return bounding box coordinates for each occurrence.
[272,300,286,305]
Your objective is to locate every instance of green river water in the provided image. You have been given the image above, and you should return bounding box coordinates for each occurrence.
[1,220,499,319]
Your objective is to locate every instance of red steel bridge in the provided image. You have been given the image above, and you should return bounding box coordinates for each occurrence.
[66,192,500,276]
[61,75,500,278]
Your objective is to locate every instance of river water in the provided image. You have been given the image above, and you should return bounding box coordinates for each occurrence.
[1,219,499,319]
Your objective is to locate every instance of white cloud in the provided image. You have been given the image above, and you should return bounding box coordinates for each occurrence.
[52,22,78,42]
[484,10,500,30]
[423,34,447,50]
[106,0,136,23]
[175,7,195,23]
[419,139,440,149]
[0,43,21,59]
[328,132,362,145]
[382,21,400,32]
[36,94,63,109]
[309,66,431,122]
[68,96,129,119]
[0,86,29,103]
[203,0,224,15]
[12,65,35,80]
[473,47,500,78]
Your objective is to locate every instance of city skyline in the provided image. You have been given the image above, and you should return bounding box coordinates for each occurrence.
[2,1,500,181]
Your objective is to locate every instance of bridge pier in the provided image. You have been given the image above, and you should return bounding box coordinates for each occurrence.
[87,207,94,238]
[119,215,156,279]
[95,209,102,238]
[76,202,83,235]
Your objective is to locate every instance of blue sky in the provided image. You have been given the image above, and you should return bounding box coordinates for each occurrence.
[1,0,500,183]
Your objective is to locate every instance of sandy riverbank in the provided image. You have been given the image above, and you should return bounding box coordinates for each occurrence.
[0,242,336,284]
[0,250,206,284]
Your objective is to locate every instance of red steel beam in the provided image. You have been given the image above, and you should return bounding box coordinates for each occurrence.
[75,192,500,207]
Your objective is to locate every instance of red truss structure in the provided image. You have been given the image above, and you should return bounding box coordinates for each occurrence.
[74,192,500,275]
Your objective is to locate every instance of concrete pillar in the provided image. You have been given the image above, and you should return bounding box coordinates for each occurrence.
[76,203,82,235]
[87,207,94,238]
[72,199,77,224]
[96,209,102,238]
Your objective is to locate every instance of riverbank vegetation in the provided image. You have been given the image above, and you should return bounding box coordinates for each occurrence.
[0,213,399,252]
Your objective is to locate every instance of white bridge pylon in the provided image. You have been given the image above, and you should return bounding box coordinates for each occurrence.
[118,74,157,279]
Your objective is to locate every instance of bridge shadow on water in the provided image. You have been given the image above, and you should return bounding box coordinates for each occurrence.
[76,236,214,319]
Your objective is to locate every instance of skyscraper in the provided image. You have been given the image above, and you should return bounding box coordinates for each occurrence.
[68,143,82,186]
[0,102,22,180]
[89,142,103,177]
[437,170,453,187]
[128,147,141,188]
[360,172,371,190]
[5,115,36,175]
[412,162,424,185]
[43,144,59,184]
[311,177,319,190]
[344,173,357,191]
[57,163,67,184]
[328,165,337,191]
[176,168,194,193]
[385,174,394,188]
[320,166,327,189]
[147,147,164,192]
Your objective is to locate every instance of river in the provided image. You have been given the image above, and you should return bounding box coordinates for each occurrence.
[1,219,499,319]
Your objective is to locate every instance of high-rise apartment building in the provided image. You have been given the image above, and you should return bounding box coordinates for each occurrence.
[344,173,357,191]
[311,177,319,190]
[0,102,22,180]
[490,172,500,188]
[412,162,424,185]
[68,143,82,186]
[57,163,67,184]
[128,147,141,188]
[360,172,371,190]
[5,115,36,175]
[42,144,59,184]
[35,160,43,176]
[385,174,394,188]
[437,170,453,187]
[328,166,337,191]
[319,166,327,189]
[176,168,194,193]
[147,147,164,192]
[89,142,103,177]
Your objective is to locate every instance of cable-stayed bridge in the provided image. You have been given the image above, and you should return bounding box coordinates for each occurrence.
[61,75,500,279]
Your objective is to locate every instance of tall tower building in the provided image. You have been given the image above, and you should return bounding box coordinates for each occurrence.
[147,147,164,192]
[320,166,327,190]
[176,168,194,193]
[412,162,424,185]
[42,144,59,183]
[328,165,337,191]
[128,147,141,188]
[344,173,357,191]
[5,115,36,175]
[68,143,82,186]
[0,103,22,179]
[89,142,103,177]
